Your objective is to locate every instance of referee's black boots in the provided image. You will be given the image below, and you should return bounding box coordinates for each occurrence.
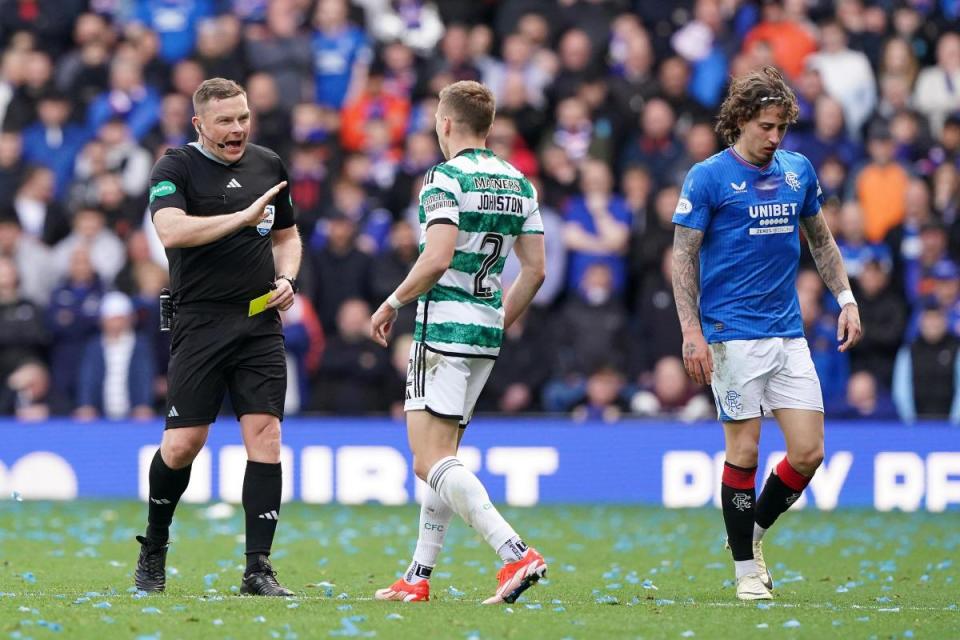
[240,555,295,597]
[134,535,168,592]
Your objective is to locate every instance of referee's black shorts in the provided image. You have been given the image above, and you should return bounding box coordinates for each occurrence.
[164,304,286,429]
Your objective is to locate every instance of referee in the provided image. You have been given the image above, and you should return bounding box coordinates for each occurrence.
[134,78,301,597]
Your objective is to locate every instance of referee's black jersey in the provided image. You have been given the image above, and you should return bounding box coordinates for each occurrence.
[148,143,295,306]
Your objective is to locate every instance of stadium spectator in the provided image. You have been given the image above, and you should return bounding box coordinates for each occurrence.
[20,90,89,200]
[630,356,712,422]
[12,166,70,246]
[913,32,960,137]
[884,178,935,298]
[829,370,898,420]
[893,299,960,424]
[280,294,325,416]
[369,220,418,335]
[806,19,877,139]
[0,360,66,421]
[46,245,103,407]
[551,262,629,380]
[479,308,552,415]
[356,0,444,55]
[51,207,125,287]
[244,0,313,110]
[0,256,47,380]
[634,247,682,376]
[129,0,216,64]
[542,95,611,166]
[96,118,153,199]
[0,132,25,203]
[339,67,410,154]
[0,209,54,305]
[86,54,161,141]
[836,202,892,280]
[571,364,628,424]
[781,96,862,172]
[311,0,370,109]
[55,13,114,110]
[741,0,816,80]
[75,291,155,421]
[142,92,193,151]
[310,297,390,413]
[799,269,849,406]
[194,15,247,83]
[2,49,55,131]
[563,159,630,296]
[310,212,371,331]
[856,120,909,243]
[850,256,906,387]
[247,72,292,161]
[502,180,565,308]
[620,97,683,186]
[670,0,730,110]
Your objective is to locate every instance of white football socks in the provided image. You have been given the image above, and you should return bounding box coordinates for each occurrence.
[753,523,767,542]
[735,559,759,579]
[427,456,519,559]
[405,485,454,584]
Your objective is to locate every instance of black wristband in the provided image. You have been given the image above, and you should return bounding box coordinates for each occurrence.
[277,275,298,293]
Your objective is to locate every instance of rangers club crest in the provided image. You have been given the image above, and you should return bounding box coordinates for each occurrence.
[725,390,742,416]
[785,171,802,192]
[732,492,753,511]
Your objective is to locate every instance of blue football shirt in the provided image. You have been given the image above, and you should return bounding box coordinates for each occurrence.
[672,147,824,343]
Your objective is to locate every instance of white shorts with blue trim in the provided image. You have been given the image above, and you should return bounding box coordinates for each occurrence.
[403,341,495,427]
[709,337,824,421]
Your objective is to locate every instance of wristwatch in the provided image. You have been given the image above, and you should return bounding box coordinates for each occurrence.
[277,275,298,293]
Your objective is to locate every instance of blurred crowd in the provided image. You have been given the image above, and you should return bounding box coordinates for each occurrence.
[1,0,959,423]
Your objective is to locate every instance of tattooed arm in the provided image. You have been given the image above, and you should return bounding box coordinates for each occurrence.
[672,225,713,385]
[799,213,863,352]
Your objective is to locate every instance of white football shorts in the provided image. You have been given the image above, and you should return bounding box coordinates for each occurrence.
[709,337,824,421]
[404,341,495,427]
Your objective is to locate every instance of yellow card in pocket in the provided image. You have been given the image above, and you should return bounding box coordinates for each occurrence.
[248,291,274,317]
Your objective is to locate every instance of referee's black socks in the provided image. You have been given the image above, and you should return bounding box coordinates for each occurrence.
[243,460,283,572]
[721,462,757,561]
[145,449,192,544]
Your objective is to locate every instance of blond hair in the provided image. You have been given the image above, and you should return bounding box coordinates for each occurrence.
[438,81,496,136]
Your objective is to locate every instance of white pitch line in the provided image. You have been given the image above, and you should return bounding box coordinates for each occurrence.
[3,594,958,613]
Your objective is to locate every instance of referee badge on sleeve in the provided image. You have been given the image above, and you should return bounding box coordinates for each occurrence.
[257,205,275,236]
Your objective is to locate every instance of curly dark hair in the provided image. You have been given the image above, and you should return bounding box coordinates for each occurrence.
[715,66,799,146]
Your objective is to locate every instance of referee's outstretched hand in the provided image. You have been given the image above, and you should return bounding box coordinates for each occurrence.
[241,181,287,226]
[682,331,713,386]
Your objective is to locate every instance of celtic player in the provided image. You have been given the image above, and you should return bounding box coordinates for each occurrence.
[370,81,547,604]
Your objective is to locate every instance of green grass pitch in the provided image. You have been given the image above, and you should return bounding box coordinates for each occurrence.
[1,502,957,639]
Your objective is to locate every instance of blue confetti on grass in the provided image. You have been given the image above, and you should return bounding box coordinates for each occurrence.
[92,602,111,609]
[447,586,465,598]
[100,616,114,624]
[783,620,800,628]
[757,623,769,629]
[254,615,267,622]
[141,607,161,614]
[595,595,618,605]
[553,606,566,612]
[681,631,695,637]
[641,579,658,590]
[655,599,675,606]
[20,572,36,584]
[385,613,402,620]
[337,605,353,611]
[525,604,542,610]
[212,619,224,626]
[757,602,772,610]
